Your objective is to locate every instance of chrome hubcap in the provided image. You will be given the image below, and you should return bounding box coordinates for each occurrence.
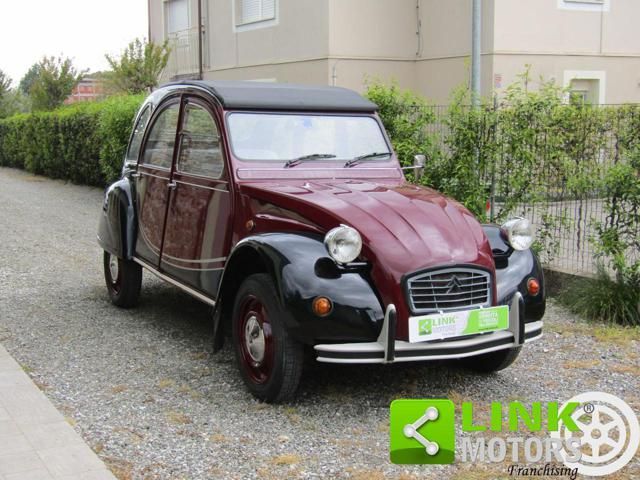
[244,315,265,364]
[108,254,119,283]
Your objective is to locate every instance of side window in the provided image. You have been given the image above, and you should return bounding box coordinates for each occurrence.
[126,105,151,163]
[142,103,180,169]
[177,103,223,178]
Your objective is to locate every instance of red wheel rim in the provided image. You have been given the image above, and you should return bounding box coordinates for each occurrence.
[237,294,274,385]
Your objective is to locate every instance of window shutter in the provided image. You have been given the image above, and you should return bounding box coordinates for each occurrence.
[166,0,190,34]
[241,0,261,24]
[262,0,276,20]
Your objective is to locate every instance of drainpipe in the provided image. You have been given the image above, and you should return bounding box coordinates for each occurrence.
[197,0,203,80]
[331,60,341,86]
[471,0,482,108]
[147,0,152,42]
[415,0,422,57]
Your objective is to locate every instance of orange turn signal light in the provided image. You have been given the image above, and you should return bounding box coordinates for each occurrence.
[313,296,333,317]
[527,278,541,296]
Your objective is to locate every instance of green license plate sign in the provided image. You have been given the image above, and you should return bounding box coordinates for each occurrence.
[408,305,509,343]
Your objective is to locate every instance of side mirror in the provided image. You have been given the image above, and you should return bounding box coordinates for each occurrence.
[413,154,425,181]
[402,154,426,181]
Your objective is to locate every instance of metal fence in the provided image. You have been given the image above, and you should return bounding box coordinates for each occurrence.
[420,103,639,277]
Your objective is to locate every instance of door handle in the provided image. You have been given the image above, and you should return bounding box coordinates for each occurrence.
[167,181,177,190]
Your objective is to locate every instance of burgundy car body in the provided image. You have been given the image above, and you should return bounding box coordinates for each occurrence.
[98,80,544,387]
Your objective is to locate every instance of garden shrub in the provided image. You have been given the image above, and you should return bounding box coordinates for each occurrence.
[365,80,437,183]
[0,94,143,186]
[97,94,145,184]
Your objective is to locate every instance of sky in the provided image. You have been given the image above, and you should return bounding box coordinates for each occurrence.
[0,0,148,86]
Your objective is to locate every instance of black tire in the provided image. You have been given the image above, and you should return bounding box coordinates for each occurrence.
[232,273,303,403]
[103,251,142,308]
[460,346,522,373]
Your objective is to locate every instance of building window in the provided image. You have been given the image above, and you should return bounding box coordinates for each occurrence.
[235,0,276,27]
[558,0,610,12]
[563,71,606,105]
[165,0,190,35]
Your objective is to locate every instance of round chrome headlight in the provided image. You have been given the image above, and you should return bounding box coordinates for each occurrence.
[501,217,534,251]
[324,225,362,264]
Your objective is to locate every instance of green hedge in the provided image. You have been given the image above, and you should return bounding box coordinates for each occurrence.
[0,94,144,186]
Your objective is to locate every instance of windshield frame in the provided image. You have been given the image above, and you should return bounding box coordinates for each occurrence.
[224,110,394,166]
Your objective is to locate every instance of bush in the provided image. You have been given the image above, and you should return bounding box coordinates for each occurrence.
[364,80,437,178]
[0,94,143,186]
[97,95,146,184]
[560,264,639,326]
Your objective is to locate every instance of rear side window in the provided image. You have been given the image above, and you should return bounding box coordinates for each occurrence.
[177,103,223,178]
[141,103,180,169]
[126,105,151,163]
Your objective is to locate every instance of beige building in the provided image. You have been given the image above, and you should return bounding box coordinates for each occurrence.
[149,0,640,104]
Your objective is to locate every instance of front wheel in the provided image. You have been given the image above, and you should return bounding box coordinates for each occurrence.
[460,346,522,373]
[103,251,142,308]
[232,274,303,403]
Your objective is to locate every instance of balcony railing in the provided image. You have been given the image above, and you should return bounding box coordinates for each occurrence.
[162,27,207,81]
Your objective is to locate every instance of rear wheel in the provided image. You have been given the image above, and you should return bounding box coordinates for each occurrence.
[461,346,522,373]
[103,251,142,308]
[232,274,303,403]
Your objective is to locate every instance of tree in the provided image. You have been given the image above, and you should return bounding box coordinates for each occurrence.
[18,63,41,96]
[29,56,84,111]
[104,38,170,94]
[0,90,30,119]
[0,69,27,118]
[0,69,11,98]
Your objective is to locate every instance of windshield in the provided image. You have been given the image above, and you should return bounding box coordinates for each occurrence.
[227,113,390,162]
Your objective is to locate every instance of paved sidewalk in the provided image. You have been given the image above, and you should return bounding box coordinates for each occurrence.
[0,345,116,480]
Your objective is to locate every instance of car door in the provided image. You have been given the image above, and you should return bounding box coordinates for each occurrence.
[134,100,181,268]
[159,97,232,296]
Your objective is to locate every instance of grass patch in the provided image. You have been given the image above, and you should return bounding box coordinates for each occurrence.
[609,364,640,375]
[158,378,175,389]
[563,359,601,370]
[592,325,640,346]
[547,320,640,348]
[283,406,301,424]
[103,457,134,480]
[165,410,192,425]
[559,265,639,326]
[269,454,301,466]
[19,363,34,374]
[344,469,385,480]
[210,433,228,443]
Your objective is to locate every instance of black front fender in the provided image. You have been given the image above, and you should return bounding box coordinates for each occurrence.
[483,225,546,321]
[97,178,136,259]
[218,233,384,345]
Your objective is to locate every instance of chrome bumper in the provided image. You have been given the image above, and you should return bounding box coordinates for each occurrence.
[314,293,543,364]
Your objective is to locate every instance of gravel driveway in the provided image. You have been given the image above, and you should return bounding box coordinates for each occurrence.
[0,167,638,480]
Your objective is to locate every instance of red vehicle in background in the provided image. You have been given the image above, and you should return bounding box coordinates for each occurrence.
[98,81,545,402]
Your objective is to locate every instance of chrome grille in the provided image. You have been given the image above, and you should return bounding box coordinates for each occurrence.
[406,267,491,313]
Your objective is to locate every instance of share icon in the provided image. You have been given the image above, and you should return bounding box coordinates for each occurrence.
[402,406,440,456]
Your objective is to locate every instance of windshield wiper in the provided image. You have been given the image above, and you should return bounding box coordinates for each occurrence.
[284,153,337,168]
[344,152,391,168]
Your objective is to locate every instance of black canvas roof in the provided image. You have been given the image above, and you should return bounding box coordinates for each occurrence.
[162,80,378,112]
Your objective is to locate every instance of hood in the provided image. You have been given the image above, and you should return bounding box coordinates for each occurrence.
[240,179,496,337]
